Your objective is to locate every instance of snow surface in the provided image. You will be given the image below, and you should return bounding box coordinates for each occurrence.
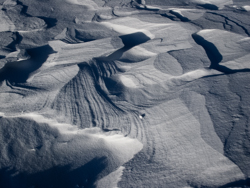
[0,0,250,187]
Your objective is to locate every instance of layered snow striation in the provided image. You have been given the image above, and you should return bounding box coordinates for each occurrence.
[0,0,250,187]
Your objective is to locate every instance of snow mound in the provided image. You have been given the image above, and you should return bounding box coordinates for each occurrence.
[0,112,142,188]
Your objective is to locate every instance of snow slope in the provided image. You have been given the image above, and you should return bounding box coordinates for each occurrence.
[0,0,250,187]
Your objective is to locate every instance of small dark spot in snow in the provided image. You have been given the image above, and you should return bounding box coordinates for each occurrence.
[139,113,146,119]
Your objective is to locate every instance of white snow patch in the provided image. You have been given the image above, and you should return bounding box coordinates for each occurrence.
[100,21,155,40]
[66,0,98,10]
[119,46,157,62]
[197,29,217,35]
[0,111,143,161]
[119,75,140,88]
[175,68,222,82]
[242,5,250,11]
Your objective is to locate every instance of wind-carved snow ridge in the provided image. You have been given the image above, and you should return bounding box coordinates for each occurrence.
[193,29,250,73]
[242,5,250,11]
[133,0,233,10]
[66,0,98,10]
[0,0,250,187]
[192,0,233,10]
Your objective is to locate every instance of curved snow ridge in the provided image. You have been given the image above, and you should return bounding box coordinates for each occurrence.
[100,20,155,40]
[115,68,221,100]
[134,0,232,10]
[109,60,220,90]
[192,0,233,9]
[54,28,82,44]
[113,7,141,17]
[118,46,157,63]
[170,9,205,21]
[48,17,193,66]
[0,47,80,113]
[193,29,250,71]
[66,0,98,10]
[0,112,143,187]
[99,17,180,41]
[242,5,250,11]
[104,63,223,110]
[47,37,124,66]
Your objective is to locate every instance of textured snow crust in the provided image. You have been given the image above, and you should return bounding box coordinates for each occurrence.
[0,0,250,187]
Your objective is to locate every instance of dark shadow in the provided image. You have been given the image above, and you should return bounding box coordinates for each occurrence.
[144,6,161,11]
[16,1,31,17]
[103,76,124,96]
[141,113,146,118]
[103,128,120,132]
[219,178,250,188]
[15,32,23,46]
[0,157,108,188]
[0,45,56,84]
[119,32,151,48]
[5,33,18,51]
[75,32,150,63]
[215,65,250,74]
[198,3,218,10]
[169,10,190,22]
[38,17,57,29]
[20,5,29,16]
[0,167,18,188]
[192,33,222,67]
[104,47,129,61]
[160,12,180,21]
[75,29,103,43]
[94,32,151,63]
[6,41,18,51]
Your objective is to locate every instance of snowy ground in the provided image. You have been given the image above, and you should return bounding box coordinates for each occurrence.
[0,0,250,187]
